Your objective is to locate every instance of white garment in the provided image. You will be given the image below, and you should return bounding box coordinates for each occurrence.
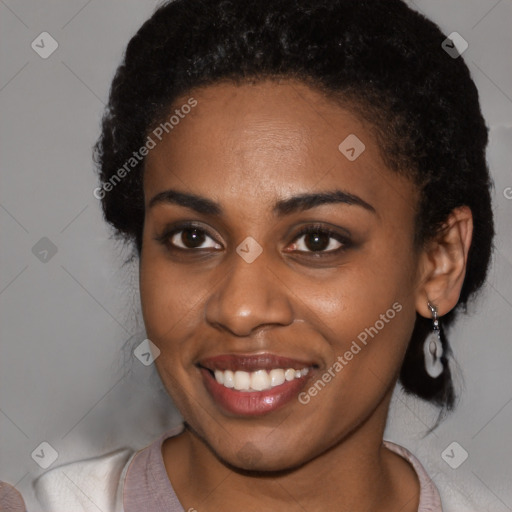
[33,437,480,512]
[34,449,134,512]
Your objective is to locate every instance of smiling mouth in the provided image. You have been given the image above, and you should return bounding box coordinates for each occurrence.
[197,353,317,415]
[205,367,310,392]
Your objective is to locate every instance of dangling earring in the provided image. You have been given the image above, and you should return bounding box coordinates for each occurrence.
[424,302,444,378]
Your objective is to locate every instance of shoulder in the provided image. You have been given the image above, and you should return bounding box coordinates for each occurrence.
[0,481,27,511]
[33,448,135,512]
[384,440,482,512]
[32,425,185,512]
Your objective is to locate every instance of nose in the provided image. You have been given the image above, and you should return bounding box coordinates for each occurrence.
[205,250,294,337]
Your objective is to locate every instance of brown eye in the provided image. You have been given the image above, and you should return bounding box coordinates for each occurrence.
[155,223,223,251]
[177,228,206,248]
[302,232,332,251]
[169,227,222,250]
[292,228,345,253]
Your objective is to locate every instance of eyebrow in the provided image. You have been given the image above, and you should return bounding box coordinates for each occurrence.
[148,188,376,216]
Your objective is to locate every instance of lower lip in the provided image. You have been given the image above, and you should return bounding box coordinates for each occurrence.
[200,368,310,416]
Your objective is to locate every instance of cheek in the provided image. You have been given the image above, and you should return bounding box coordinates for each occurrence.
[303,239,416,340]
[297,241,417,402]
[139,247,198,341]
[139,245,218,388]
[139,250,205,406]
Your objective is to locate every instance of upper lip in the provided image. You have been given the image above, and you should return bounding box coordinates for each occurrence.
[198,353,318,372]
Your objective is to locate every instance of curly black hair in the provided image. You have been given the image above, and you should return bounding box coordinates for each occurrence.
[93,0,494,411]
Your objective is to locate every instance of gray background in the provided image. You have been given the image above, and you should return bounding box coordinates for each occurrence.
[0,0,511,510]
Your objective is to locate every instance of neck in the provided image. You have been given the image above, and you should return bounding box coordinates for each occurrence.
[163,390,419,512]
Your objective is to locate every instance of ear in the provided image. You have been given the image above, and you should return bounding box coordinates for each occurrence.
[415,206,473,318]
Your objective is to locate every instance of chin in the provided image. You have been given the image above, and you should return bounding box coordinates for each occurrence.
[210,438,313,474]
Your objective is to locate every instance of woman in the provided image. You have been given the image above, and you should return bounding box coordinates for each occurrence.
[33,0,494,510]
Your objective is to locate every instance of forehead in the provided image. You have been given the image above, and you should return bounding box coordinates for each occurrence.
[143,79,416,220]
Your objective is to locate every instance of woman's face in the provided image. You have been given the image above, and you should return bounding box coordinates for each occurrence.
[140,79,423,471]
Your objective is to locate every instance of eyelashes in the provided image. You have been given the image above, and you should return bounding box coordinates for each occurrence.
[159,222,222,251]
[154,221,352,257]
[290,225,349,254]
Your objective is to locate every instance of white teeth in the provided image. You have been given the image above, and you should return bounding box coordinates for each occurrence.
[234,371,251,390]
[284,368,296,381]
[212,367,309,391]
[251,369,270,391]
[223,370,234,388]
[269,369,285,387]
